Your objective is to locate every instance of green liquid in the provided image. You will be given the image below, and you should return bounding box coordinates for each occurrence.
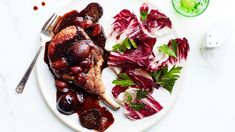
[180,0,202,14]
[172,0,209,17]
[180,0,196,10]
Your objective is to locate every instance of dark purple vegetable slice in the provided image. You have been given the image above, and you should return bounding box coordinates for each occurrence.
[79,109,102,129]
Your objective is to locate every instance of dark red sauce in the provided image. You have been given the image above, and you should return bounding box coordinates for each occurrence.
[53,10,81,33]
[33,1,46,11]
[56,83,114,131]
[41,1,46,6]
[33,6,38,11]
[44,3,113,131]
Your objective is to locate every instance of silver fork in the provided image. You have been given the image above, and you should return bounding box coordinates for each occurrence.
[15,13,59,93]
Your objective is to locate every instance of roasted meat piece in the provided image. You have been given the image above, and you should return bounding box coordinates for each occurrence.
[44,3,118,131]
[46,25,120,110]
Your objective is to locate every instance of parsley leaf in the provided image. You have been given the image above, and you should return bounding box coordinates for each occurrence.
[150,66,168,81]
[130,103,145,111]
[151,66,182,93]
[130,39,137,48]
[112,43,121,51]
[140,11,148,21]
[125,92,133,103]
[171,39,178,56]
[125,90,147,111]
[158,44,177,58]
[112,42,127,53]
[136,90,147,100]
[112,73,135,87]
[123,38,131,49]
[112,38,137,53]
[112,80,135,87]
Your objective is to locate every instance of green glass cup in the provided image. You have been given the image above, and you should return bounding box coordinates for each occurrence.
[172,0,210,17]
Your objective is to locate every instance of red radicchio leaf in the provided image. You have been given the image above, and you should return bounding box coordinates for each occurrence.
[143,9,172,33]
[111,69,157,98]
[168,38,190,64]
[109,37,189,72]
[113,9,134,33]
[147,38,190,71]
[112,86,128,98]
[147,59,168,72]
[140,3,149,21]
[140,2,149,13]
[124,69,158,93]
[108,37,156,70]
[124,95,163,120]
[108,9,176,72]
[112,9,144,39]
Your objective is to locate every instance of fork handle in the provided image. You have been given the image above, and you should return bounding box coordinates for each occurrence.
[15,46,43,93]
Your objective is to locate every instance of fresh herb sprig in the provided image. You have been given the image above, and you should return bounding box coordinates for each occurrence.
[150,66,182,93]
[113,73,148,111]
[125,90,147,111]
[158,39,179,58]
[171,39,178,56]
[129,103,145,111]
[158,44,176,58]
[112,73,135,87]
[140,3,149,21]
[136,90,147,100]
[112,37,137,53]
[140,11,148,21]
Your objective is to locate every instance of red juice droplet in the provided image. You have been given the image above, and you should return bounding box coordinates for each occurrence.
[33,6,38,11]
[42,1,46,6]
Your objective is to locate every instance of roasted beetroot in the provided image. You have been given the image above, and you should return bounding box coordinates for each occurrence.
[57,92,78,115]
[80,3,103,22]
[79,109,102,129]
[67,41,91,64]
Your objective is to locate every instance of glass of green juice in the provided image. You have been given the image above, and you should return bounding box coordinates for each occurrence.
[172,0,210,17]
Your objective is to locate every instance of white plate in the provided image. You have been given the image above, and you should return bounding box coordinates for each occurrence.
[36,0,185,131]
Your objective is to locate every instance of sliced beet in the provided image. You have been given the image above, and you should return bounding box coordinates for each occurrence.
[81,3,103,22]
[79,109,102,129]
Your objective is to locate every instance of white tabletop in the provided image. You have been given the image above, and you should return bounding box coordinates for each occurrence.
[1,0,235,132]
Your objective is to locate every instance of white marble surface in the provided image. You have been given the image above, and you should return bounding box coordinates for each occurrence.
[1,0,235,132]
